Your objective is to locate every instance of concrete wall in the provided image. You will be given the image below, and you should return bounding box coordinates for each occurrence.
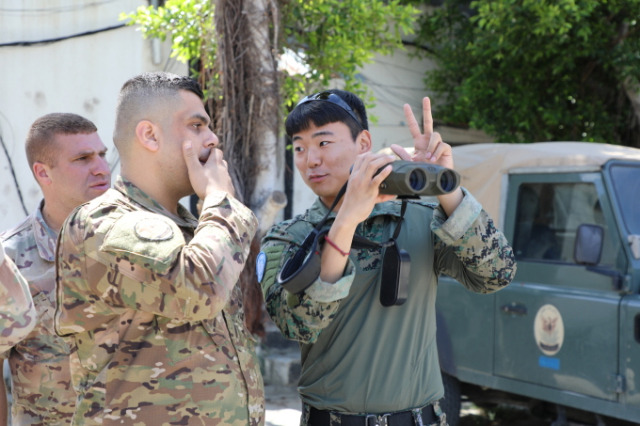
[0,0,186,231]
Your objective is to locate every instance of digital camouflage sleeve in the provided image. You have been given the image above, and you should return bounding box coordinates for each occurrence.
[259,189,517,345]
[430,191,517,294]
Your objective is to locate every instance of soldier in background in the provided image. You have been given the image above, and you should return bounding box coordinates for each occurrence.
[258,90,517,426]
[0,240,36,354]
[0,113,110,425]
[54,72,263,425]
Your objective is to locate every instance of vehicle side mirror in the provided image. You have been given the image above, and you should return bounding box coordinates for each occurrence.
[574,224,604,265]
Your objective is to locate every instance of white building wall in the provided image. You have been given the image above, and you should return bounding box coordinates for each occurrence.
[0,2,491,226]
[0,0,187,231]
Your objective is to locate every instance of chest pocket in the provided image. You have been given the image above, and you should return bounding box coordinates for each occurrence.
[100,211,185,277]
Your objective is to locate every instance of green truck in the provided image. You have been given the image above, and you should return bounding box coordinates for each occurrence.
[437,142,640,425]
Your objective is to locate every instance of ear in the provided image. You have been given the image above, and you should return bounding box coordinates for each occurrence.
[357,130,372,153]
[135,120,160,152]
[33,162,52,186]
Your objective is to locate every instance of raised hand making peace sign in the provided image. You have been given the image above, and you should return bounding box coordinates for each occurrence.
[390,97,463,215]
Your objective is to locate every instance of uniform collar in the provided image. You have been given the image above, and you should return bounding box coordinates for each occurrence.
[33,200,58,262]
[114,176,199,229]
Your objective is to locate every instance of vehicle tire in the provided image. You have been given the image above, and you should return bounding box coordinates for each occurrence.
[440,372,461,426]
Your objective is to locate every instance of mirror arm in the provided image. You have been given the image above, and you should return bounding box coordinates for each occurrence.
[585,266,627,291]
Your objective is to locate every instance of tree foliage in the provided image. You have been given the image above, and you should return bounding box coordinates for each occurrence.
[121,0,417,116]
[408,0,640,145]
[120,0,219,97]
[279,0,417,108]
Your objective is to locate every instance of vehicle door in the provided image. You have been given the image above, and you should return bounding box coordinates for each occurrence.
[605,161,640,408]
[496,171,627,401]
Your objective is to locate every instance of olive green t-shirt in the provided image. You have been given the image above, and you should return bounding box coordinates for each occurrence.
[260,190,516,413]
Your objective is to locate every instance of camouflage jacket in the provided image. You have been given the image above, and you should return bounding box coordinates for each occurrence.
[1,202,77,424]
[259,189,516,416]
[0,254,36,353]
[55,176,263,426]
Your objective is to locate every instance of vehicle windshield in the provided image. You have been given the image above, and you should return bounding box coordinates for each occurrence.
[609,163,640,235]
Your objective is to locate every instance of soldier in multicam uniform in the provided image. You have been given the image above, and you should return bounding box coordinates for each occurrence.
[54,72,264,425]
[0,240,36,354]
[0,113,110,426]
[258,90,517,426]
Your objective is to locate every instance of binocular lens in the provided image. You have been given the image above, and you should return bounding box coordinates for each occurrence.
[439,170,457,192]
[408,169,427,192]
[377,161,460,196]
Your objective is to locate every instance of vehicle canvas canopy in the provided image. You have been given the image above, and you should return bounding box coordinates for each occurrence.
[450,142,640,228]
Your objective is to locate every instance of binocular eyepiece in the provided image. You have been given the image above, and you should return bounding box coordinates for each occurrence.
[379,161,460,196]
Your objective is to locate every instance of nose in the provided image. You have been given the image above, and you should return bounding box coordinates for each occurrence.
[306,147,321,168]
[94,156,111,178]
[204,128,219,148]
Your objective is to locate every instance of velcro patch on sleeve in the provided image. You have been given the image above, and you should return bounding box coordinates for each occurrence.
[100,211,185,275]
[258,244,286,294]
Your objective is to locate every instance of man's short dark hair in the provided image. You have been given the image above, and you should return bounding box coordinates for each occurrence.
[25,113,97,168]
[113,72,204,149]
[285,89,368,140]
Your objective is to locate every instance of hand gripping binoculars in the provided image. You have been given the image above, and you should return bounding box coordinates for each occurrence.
[276,161,461,301]
[379,161,460,196]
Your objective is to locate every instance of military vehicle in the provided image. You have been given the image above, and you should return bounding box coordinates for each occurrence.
[437,142,640,425]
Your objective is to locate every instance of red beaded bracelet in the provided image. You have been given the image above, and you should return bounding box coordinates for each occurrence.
[323,235,350,257]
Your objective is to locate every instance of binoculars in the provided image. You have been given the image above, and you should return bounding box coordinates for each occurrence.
[379,161,460,196]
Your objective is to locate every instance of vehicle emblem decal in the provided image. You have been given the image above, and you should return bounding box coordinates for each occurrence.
[534,304,564,357]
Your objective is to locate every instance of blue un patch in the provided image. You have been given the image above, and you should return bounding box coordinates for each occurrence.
[256,251,267,283]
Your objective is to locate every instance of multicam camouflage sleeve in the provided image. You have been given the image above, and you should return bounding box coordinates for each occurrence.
[58,194,258,326]
[432,189,517,293]
[55,185,263,425]
[0,249,36,353]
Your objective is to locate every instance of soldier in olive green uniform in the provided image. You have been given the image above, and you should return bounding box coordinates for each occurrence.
[0,240,36,354]
[1,113,110,425]
[55,72,264,425]
[258,90,516,426]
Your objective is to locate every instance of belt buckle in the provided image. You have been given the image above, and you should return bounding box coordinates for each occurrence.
[365,413,391,426]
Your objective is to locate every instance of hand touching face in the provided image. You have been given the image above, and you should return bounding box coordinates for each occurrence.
[182,141,235,200]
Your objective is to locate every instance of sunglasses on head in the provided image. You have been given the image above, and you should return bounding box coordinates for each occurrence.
[296,91,362,128]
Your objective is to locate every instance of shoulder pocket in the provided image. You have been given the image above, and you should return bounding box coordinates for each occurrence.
[100,211,185,275]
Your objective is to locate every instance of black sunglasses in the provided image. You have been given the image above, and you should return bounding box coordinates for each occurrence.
[296,91,362,128]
